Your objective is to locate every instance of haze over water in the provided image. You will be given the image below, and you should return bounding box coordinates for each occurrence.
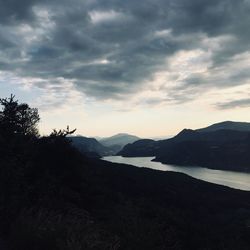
[103,156,250,191]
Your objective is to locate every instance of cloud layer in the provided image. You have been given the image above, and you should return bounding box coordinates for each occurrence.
[0,0,250,108]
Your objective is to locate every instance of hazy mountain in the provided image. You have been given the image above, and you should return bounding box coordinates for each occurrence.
[69,134,139,157]
[69,136,114,157]
[99,133,140,153]
[196,121,250,133]
[118,121,250,172]
[150,135,172,140]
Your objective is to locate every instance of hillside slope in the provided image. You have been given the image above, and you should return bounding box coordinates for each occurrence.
[1,131,250,250]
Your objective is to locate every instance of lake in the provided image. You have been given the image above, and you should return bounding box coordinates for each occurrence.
[103,156,250,191]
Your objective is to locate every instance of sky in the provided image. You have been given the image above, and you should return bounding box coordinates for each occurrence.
[0,0,249,137]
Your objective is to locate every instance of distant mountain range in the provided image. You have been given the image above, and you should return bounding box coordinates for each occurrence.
[68,136,111,157]
[99,133,140,150]
[118,121,250,172]
[69,133,140,157]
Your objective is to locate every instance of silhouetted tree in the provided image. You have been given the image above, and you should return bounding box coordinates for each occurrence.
[0,94,40,138]
[50,126,76,138]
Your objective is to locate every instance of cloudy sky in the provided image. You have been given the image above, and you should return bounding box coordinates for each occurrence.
[0,0,249,137]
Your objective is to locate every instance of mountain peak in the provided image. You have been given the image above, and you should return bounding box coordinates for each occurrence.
[196,121,250,133]
[99,133,140,147]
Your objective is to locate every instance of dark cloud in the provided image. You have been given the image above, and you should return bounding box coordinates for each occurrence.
[0,0,250,104]
[216,98,250,109]
[0,0,36,23]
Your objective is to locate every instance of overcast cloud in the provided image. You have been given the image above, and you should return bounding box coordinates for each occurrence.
[0,0,250,109]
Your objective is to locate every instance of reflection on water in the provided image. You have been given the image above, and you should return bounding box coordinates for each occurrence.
[103,156,250,191]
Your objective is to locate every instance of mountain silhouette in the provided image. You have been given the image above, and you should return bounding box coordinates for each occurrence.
[118,121,250,172]
[196,121,250,133]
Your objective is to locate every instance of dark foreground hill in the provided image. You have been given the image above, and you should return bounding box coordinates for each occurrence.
[119,121,250,172]
[1,134,250,250]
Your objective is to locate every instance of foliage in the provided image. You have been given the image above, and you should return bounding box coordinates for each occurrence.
[50,126,76,138]
[0,94,40,138]
[9,207,118,250]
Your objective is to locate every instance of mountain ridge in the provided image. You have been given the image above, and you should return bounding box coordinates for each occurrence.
[118,121,250,172]
[99,133,140,147]
[196,121,250,133]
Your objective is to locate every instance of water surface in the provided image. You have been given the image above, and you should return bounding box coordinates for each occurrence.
[103,156,250,191]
